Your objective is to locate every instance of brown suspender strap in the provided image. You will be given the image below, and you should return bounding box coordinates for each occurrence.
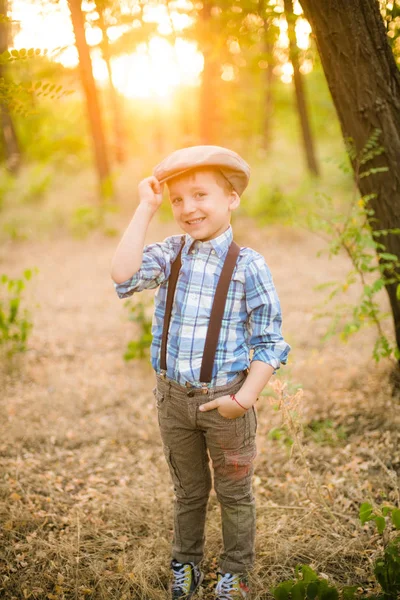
[160,237,185,372]
[199,240,240,383]
[160,239,241,383]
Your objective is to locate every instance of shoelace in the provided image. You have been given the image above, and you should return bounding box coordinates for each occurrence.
[172,563,192,593]
[215,573,241,599]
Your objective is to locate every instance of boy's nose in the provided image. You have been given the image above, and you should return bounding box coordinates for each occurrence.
[181,199,196,216]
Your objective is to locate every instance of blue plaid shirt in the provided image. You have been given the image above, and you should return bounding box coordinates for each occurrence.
[114,225,291,387]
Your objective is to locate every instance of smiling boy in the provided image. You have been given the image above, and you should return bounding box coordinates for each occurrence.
[111,146,291,599]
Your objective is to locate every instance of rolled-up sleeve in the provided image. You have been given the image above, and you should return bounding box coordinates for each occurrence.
[245,254,291,374]
[113,237,178,299]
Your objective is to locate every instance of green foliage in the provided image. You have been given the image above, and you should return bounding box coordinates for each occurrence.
[19,164,52,204]
[123,299,153,360]
[69,201,119,239]
[359,503,400,534]
[244,183,293,225]
[304,418,347,446]
[271,564,350,600]
[271,500,400,600]
[310,129,399,364]
[267,425,293,451]
[359,501,400,599]
[0,268,37,357]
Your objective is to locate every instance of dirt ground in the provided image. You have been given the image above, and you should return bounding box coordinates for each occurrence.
[1,214,400,599]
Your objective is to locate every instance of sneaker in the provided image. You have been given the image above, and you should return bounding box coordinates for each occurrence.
[171,558,204,599]
[215,571,251,599]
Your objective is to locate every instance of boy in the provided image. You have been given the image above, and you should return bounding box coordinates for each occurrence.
[111,146,291,599]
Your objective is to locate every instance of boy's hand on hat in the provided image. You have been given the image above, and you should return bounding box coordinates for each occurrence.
[199,394,249,419]
[138,176,164,214]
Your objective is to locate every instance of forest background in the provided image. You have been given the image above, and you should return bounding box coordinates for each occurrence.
[1,0,400,599]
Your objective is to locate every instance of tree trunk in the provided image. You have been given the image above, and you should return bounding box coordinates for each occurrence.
[67,0,111,198]
[97,4,125,164]
[0,0,20,174]
[299,0,400,377]
[199,0,220,144]
[284,0,319,175]
[261,38,274,152]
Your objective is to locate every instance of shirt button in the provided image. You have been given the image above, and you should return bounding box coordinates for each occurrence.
[211,250,216,255]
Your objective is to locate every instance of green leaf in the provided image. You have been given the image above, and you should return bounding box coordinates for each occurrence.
[301,565,319,583]
[272,581,293,600]
[374,516,386,534]
[392,509,400,529]
[306,582,319,600]
[292,582,306,600]
[379,252,398,261]
[360,502,374,524]
[319,586,339,600]
[342,586,358,600]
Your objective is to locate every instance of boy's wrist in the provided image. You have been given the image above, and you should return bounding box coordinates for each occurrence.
[235,390,257,409]
[137,201,157,218]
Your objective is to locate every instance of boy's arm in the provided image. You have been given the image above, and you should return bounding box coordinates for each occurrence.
[110,176,163,284]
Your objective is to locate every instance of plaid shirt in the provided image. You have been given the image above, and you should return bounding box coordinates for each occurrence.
[114,225,291,387]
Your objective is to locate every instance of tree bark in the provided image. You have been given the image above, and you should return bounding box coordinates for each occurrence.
[67,0,111,198]
[299,0,400,374]
[284,0,319,175]
[97,4,125,164]
[0,0,20,174]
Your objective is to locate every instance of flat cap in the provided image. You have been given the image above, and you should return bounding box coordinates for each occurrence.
[153,145,250,196]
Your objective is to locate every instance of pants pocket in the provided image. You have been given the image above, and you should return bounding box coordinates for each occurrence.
[163,445,186,498]
[152,386,165,409]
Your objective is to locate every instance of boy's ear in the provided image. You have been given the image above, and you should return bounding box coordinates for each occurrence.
[229,191,241,211]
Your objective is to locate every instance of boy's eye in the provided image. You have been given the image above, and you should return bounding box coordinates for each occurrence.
[172,197,182,205]
[195,192,206,198]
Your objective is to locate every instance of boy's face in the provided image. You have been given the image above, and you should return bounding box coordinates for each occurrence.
[167,168,240,241]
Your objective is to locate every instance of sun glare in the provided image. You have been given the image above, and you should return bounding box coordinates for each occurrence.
[11,0,202,99]
[11,0,311,96]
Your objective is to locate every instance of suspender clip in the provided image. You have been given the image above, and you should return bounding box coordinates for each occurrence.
[201,382,209,395]
[160,369,167,380]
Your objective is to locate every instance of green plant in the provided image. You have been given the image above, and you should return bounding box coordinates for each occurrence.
[359,502,400,599]
[310,129,400,365]
[271,564,357,600]
[123,299,153,360]
[69,201,119,239]
[267,425,294,451]
[0,268,37,357]
[304,418,347,446]
[20,164,52,204]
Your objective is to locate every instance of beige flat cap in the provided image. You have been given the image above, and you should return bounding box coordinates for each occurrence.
[153,145,251,196]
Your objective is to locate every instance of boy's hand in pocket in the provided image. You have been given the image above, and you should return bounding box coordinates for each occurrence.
[199,393,254,419]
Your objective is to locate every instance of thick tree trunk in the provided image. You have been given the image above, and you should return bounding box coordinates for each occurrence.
[299,0,400,375]
[97,5,125,164]
[67,0,111,198]
[0,0,20,174]
[284,0,319,175]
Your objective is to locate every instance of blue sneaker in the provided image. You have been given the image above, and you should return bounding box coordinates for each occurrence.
[171,558,204,599]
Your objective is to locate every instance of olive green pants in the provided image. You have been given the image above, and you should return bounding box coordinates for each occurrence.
[153,370,257,574]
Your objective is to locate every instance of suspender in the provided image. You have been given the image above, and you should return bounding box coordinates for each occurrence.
[160,238,241,384]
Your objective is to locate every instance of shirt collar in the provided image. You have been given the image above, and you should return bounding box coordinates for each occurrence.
[182,225,233,258]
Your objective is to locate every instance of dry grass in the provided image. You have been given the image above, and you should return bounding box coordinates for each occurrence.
[1,165,400,599]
